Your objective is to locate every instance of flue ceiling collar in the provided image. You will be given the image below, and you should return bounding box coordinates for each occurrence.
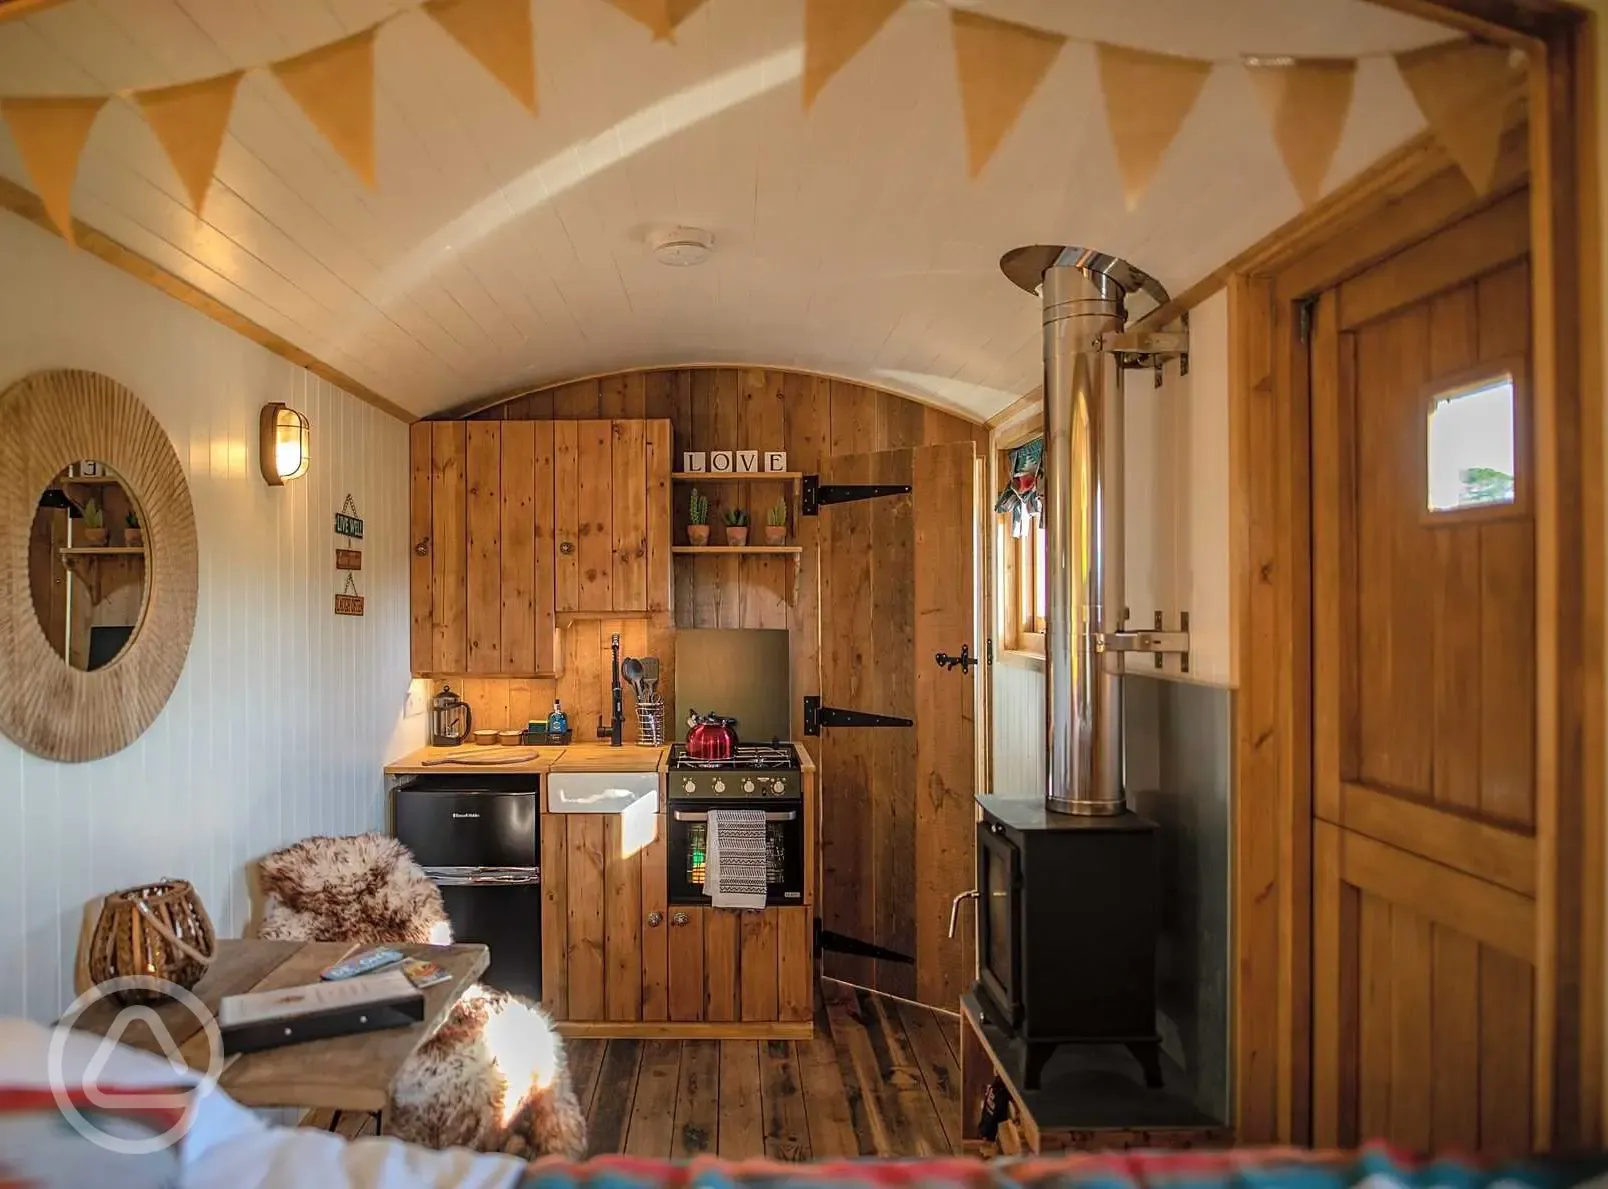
[649,225,714,266]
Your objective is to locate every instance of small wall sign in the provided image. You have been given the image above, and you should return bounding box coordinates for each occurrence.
[710,451,734,473]
[334,494,364,540]
[736,450,759,473]
[765,451,788,472]
[683,452,706,472]
[336,548,363,571]
[335,573,365,617]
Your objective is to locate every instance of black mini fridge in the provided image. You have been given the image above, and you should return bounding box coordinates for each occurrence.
[393,774,542,1001]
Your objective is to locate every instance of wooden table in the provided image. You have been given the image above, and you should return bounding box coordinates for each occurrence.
[69,939,488,1120]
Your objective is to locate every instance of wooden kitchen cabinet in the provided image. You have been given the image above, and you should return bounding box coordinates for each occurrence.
[542,810,812,1034]
[410,418,671,675]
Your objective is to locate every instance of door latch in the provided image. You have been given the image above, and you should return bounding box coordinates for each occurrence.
[935,644,978,674]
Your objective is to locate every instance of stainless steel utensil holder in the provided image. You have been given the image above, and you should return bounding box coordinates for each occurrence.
[636,698,666,746]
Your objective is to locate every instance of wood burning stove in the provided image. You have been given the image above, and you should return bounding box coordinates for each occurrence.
[973,797,1162,1091]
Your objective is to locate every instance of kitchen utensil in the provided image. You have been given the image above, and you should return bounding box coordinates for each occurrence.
[622,656,645,697]
[641,657,660,683]
[429,684,473,747]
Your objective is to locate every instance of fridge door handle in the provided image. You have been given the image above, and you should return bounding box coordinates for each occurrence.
[948,889,978,938]
[422,866,540,886]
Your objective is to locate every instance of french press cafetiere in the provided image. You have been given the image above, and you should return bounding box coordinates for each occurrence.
[430,684,473,747]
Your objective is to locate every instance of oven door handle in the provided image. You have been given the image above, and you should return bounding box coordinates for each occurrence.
[673,810,798,823]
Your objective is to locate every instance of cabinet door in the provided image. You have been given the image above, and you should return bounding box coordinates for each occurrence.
[604,815,643,1021]
[412,422,467,673]
[465,422,501,673]
[575,420,614,612]
[645,420,671,612]
[409,423,433,672]
[641,813,669,1021]
[668,905,706,1022]
[554,419,672,615]
[500,422,558,675]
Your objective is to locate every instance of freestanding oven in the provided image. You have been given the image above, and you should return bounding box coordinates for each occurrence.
[973,797,1161,1090]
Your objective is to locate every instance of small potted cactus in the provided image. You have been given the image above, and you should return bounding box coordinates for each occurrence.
[688,487,710,546]
[81,497,108,547]
[124,510,143,548]
[724,506,750,547]
[764,498,788,546]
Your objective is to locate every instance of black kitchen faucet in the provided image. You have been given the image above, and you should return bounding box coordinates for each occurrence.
[596,632,625,747]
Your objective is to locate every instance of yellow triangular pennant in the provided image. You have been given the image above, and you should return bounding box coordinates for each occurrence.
[803,0,904,109]
[1096,43,1212,210]
[1396,40,1515,195]
[1,96,106,245]
[1247,58,1355,207]
[426,0,537,112]
[135,70,243,215]
[600,0,705,41]
[950,10,1065,178]
[271,27,379,187]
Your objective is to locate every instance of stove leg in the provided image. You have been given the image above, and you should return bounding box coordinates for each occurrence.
[1127,1040,1164,1089]
[1021,1043,1056,1090]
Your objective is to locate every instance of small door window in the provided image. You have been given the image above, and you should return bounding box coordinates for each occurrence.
[1425,365,1521,517]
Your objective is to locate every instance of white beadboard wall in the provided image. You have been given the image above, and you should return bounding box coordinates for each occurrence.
[0,212,423,1023]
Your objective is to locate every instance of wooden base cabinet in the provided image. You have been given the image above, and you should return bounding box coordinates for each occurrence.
[542,811,813,1036]
[410,418,671,676]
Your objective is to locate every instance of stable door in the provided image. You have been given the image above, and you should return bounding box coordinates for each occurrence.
[1308,191,1538,1153]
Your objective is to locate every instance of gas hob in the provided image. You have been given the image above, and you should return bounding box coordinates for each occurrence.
[668,742,800,800]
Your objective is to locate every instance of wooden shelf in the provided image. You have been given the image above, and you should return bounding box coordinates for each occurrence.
[672,545,802,555]
[60,546,146,557]
[671,472,802,482]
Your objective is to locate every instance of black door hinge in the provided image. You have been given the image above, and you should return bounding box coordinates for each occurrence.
[987,638,994,666]
[803,696,914,736]
[802,474,912,516]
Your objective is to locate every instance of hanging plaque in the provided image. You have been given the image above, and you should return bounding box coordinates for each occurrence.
[336,548,363,571]
[334,493,364,540]
[335,573,365,617]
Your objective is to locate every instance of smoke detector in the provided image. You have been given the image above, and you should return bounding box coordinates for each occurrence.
[648,225,714,266]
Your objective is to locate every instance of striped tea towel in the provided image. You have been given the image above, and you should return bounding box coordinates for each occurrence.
[706,809,768,910]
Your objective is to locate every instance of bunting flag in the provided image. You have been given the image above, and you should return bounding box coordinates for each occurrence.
[271,27,378,188]
[1396,40,1515,195]
[602,0,707,41]
[425,0,537,113]
[135,71,243,215]
[950,10,1065,178]
[1247,58,1356,207]
[1,96,106,244]
[1096,44,1212,210]
[803,0,904,109]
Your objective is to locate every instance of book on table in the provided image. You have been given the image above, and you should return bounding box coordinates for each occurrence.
[218,969,426,1054]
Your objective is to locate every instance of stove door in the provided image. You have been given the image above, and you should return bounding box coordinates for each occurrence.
[667,801,804,905]
[976,820,1021,1028]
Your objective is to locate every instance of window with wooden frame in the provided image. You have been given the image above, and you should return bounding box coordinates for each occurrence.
[997,442,1046,654]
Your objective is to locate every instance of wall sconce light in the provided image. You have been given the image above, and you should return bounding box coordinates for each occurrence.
[260,403,310,486]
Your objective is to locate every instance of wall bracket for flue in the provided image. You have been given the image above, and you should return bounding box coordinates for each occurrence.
[1093,313,1190,388]
[1094,611,1191,674]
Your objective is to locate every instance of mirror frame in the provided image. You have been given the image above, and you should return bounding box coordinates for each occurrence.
[0,369,198,762]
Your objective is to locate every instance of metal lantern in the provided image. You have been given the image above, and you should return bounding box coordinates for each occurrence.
[259,402,310,486]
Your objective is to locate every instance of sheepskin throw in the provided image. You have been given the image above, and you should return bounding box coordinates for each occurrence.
[256,833,586,1159]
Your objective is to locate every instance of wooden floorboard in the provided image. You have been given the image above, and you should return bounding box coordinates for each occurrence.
[566,980,957,1158]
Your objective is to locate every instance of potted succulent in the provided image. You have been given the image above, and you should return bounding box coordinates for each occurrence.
[764,498,788,546]
[81,497,108,547]
[724,506,750,547]
[124,510,143,548]
[687,487,710,546]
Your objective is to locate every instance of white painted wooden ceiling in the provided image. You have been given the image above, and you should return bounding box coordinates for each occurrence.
[0,0,1456,420]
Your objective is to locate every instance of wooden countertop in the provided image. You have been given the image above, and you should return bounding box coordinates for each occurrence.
[386,743,668,776]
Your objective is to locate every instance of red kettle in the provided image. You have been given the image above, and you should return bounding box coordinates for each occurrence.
[686,710,740,760]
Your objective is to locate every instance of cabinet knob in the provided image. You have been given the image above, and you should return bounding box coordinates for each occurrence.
[647,911,663,927]
[671,911,689,927]
[559,541,575,555]
[413,536,430,556]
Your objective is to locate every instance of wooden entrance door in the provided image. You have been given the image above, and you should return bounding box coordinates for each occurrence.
[818,441,979,1009]
[1309,192,1539,1153]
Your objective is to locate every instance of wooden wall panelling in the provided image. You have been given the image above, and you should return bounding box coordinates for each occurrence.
[783,373,829,741]
[409,423,433,671]
[500,421,538,675]
[430,422,468,674]
[577,420,615,612]
[605,814,644,1021]
[465,422,501,673]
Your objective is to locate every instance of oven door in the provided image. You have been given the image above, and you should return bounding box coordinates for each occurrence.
[668,801,805,906]
[976,819,1022,1028]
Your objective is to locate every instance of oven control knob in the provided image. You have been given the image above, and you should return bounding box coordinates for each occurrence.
[713,779,726,793]
[682,779,696,794]
[772,780,786,795]
[743,779,756,793]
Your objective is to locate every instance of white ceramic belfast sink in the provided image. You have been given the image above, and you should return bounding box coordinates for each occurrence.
[545,771,659,815]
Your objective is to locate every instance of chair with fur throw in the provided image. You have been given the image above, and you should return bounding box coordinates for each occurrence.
[257,834,586,1159]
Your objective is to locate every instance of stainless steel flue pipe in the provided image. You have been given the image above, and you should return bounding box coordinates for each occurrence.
[1041,262,1128,816]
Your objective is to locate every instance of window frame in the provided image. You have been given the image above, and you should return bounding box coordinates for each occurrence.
[1419,356,1530,528]
[997,444,1046,656]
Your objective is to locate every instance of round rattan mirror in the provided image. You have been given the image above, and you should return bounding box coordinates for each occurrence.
[0,370,197,762]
